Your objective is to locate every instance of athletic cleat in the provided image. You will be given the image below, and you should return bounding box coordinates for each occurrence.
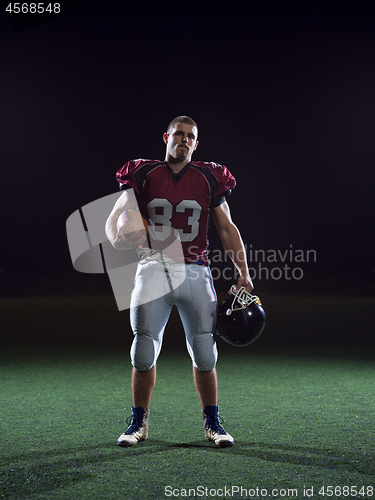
[202,408,234,447]
[117,407,150,447]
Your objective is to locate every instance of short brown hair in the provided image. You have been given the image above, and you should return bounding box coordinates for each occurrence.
[167,116,198,134]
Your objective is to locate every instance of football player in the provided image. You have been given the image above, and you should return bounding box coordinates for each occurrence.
[105,116,253,447]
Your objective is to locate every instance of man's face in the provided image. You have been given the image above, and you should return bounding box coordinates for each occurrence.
[163,122,198,161]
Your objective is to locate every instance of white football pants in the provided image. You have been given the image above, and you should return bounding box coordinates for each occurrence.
[130,256,218,371]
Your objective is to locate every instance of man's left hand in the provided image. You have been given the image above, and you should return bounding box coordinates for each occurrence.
[236,274,254,292]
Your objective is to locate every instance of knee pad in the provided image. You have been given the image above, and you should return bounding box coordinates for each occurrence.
[187,332,218,371]
[130,334,159,371]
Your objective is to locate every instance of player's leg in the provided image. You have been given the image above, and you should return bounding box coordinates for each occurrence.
[118,262,172,447]
[192,365,217,407]
[177,266,218,373]
[132,365,156,410]
[116,365,157,448]
[177,265,234,447]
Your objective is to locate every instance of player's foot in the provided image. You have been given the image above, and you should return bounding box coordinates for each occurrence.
[202,406,234,447]
[117,407,149,447]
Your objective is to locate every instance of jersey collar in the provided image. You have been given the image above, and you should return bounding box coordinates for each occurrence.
[164,162,191,182]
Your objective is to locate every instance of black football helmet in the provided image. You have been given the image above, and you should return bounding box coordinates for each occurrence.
[216,285,266,346]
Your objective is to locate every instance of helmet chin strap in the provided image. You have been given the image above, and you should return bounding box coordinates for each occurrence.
[227,285,262,314]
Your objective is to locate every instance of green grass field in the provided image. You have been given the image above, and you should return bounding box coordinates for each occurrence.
[1,294,374,499]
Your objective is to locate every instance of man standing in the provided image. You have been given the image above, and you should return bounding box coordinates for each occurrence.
[105,116,253,447]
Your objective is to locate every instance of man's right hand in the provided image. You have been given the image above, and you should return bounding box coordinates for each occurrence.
[113,225,147,250]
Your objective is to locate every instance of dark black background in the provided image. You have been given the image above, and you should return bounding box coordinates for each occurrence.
[1,1,374,298]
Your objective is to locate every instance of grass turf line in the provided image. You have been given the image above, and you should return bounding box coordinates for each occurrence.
[1,344,374,500]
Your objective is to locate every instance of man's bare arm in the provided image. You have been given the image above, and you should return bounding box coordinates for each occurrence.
[105,190,144,250]
[211,201,254,292]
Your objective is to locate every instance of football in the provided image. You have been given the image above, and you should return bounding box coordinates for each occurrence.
[117,209,149,239]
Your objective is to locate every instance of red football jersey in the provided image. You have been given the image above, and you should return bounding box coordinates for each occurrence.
[116,159,236,265]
